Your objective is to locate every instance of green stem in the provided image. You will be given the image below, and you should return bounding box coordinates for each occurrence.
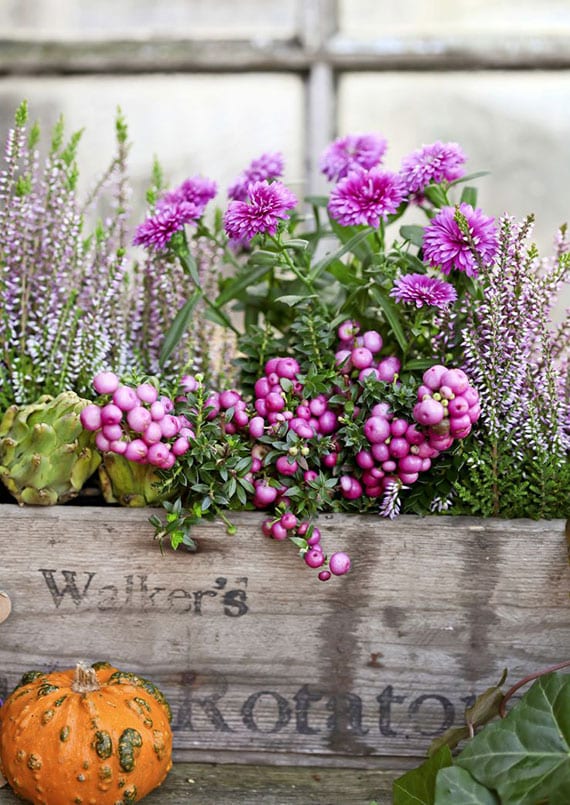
[270,235,320,303]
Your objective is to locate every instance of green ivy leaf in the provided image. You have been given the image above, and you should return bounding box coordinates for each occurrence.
[435,766,499,804]
[393,746,452,804]
[457,672,570,804]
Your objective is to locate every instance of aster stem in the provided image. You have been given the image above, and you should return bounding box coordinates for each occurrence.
[270,235,323,310]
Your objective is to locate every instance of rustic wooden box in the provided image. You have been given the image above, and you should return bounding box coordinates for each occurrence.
[0,506,568,779]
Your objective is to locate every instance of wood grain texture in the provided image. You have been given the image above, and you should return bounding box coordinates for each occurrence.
[2,36,570,76]
[0,506,568,767]
[0,761,398,804]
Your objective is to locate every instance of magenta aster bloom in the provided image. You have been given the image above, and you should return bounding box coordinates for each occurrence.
[159,175,217,215]
[400,141,466,195]
[328,168,405,228]
[320,133,387,182]
[423,203,499,277]
[133,201,200,251]
[228,152,285,201]
[390,273,457,308]
[224,180,298,242]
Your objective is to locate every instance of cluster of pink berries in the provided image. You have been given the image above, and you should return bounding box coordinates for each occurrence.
[81,326,480,582]
[80,372,192,469]
[261,517,351,580]
[335,320,400,384]
[330,322,480,497]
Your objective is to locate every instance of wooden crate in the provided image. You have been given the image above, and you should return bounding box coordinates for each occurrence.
[0,506,568,780]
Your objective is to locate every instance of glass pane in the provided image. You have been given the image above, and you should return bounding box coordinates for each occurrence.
[0,0,298,38]
[339,0,570,37]
[0,74,304,219]
[339,72,570,254]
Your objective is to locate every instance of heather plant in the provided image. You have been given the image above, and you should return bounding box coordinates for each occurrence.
[131,159,238,388]
[0,101,135,411]
[452,215,570,518]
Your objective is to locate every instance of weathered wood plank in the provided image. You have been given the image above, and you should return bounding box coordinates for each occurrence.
[0,506,568,767]
[2,35,570,75]
[0,761,399,804]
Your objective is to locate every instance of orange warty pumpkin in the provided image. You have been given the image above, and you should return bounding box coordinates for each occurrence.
[0,661,173,805]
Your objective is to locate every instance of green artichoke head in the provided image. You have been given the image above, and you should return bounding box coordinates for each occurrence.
[98,452,170,507]
[0,391,101,505]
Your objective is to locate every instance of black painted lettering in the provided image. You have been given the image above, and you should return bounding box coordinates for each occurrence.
[242,691,292,733]
[376,685,406,737]
[408,694,455,736]
[214,577,227,590]
[97,584,119,611]
[137,574,165,606]
[175,672,233,732]
[193,590,217,614]
[326,693,368,736]
[167,589,192,612]
[124,574,134,606]
[293,685,323,735]
[223,589,248,617]
[39,569,96,608]
[461,694,477,710]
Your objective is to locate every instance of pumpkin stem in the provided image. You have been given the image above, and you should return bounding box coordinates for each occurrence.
[71,662,100,694]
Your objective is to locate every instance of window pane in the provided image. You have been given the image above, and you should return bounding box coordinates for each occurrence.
[0,0,299,38]
[339,72,570,251]
[0,75,304,216]
[339,0,570,37]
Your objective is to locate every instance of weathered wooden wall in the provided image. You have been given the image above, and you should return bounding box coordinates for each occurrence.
[0,506,567,770]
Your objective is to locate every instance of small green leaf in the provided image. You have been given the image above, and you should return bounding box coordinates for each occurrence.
[404,357,437,372]
[460,186,478,207]
[393,746,453,805]
[179,250,201,287]
[159,289,201,367]
[435,766,499,804]
[423,184,449,208]
[283,238,309,251]
[247,250,280,267]
[369,284,408,352]
[304,194,329,207]
[275,294,316,306]
[400,225,425,248]
[463,669,507,728]
[310,228,373,281]
[447,170,490,188]
[216,264,274,306]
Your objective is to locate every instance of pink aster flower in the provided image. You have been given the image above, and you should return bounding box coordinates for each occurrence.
[390,273,457,308]
[133,201,201,251]
[423,203,499,277]
[328,168,405,228]
[159,175,217,215]
[400,141,466,195]
[320,133,387,182]
[224,180,298,242]
[228,152,285,201]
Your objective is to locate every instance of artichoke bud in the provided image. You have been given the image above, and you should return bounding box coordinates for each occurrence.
[0,391,101,505]
[98,453,171,508]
